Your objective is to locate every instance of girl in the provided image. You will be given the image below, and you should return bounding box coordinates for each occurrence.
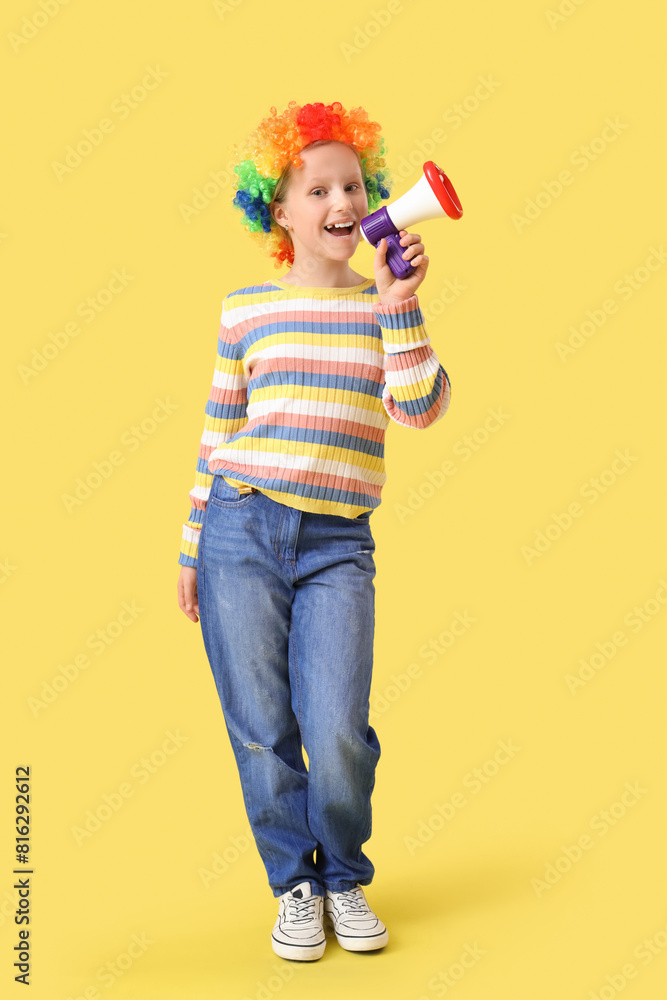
[177,100,451,961]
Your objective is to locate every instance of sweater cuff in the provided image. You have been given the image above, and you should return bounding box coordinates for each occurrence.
[372,294,430,353]
[179,524,200,567]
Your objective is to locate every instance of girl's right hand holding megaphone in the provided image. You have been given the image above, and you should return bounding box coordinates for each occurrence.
[373,230,429,304]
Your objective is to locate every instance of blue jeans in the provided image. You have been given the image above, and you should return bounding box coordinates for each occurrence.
[197,474,381,899]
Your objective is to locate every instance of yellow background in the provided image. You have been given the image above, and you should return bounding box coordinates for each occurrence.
[2,0,667,997]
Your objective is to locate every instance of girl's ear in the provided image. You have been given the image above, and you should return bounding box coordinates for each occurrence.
[272,204,287,229]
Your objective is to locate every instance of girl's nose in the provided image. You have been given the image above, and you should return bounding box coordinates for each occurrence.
[332,189,354,210]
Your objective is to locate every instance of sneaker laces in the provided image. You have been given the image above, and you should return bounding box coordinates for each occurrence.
[333,886,371,915]
[286,894,318,924]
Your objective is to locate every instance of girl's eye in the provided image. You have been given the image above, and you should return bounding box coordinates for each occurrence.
[311,184,359,195]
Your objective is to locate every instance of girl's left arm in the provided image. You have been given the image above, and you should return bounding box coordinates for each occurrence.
[373,293,451,430]
[372,229,451,429]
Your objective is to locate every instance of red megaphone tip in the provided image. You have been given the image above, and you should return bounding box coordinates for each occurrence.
[424,161,463,220]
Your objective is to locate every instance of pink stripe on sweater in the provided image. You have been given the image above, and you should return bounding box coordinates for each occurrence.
[242,411,385,442]
[386,343,434,370]
[210,386,246,405]
[250,356,384,380]
[234,306,379,328]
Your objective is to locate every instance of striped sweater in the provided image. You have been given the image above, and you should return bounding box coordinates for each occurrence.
[179,277,451,567]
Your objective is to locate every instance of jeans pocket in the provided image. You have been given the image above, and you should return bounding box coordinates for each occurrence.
[208,475,259,509]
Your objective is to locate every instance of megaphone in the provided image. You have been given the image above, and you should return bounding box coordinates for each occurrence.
[360,161,462,279]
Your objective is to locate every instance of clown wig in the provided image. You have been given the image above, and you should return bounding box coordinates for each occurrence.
[231,101,393,268]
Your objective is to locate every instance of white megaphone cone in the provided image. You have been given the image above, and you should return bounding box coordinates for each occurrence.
[360,161,462,279]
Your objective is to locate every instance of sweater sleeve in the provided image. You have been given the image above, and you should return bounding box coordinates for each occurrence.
[178,296,249,567]
[373,293,451,429]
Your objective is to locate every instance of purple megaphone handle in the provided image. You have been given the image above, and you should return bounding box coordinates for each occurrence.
[360,207,414,280]
[360,162,463,280]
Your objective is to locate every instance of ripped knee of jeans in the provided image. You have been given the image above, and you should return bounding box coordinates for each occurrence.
[244,742,273,752]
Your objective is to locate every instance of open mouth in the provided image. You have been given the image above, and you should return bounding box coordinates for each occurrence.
[324,222,355,239]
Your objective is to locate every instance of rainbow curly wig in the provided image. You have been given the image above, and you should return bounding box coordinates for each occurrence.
[231,101,393,268]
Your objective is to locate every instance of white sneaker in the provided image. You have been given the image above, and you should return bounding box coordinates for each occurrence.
[324,884,389,951]
[271,881,326,961]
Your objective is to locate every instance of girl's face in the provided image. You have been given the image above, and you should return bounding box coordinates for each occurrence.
[274,141,369,271]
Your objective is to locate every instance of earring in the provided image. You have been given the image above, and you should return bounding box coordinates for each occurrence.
[284,224,289,230]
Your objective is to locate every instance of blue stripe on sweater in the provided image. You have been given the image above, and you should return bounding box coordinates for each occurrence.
[232,422,385,458]
[246,370,384,396]
[389,369,444,417]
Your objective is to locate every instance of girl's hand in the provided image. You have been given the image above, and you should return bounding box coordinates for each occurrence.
[178,566,199,623]
[373,230,429,304]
